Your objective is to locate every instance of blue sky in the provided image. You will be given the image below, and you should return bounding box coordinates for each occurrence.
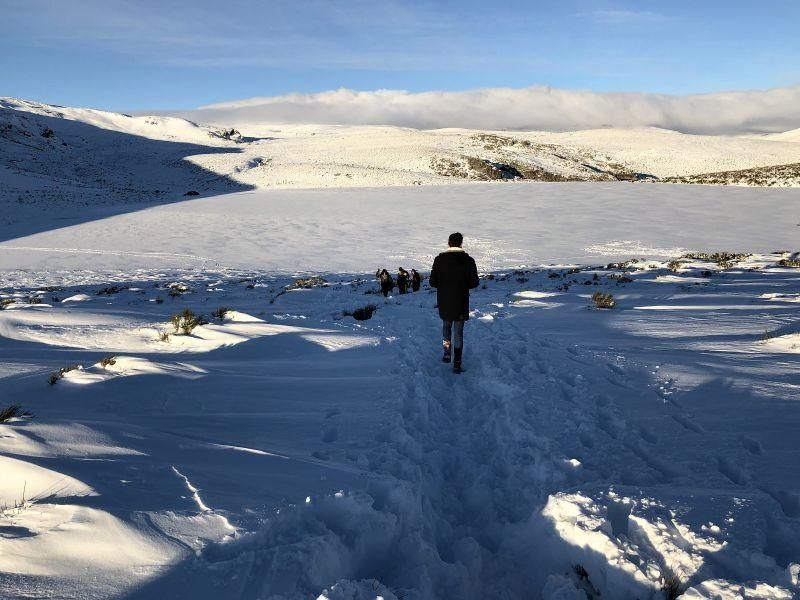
[2,0,798,111]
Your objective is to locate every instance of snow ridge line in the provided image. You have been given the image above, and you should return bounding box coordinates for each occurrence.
[171,465,212,513]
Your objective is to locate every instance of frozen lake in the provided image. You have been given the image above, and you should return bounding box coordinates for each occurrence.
[1,182,798,273]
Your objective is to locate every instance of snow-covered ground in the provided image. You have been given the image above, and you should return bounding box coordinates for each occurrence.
[1,97,800,599]
[1,249,799,599]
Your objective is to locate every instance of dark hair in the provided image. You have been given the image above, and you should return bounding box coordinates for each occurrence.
[448,232,463,247]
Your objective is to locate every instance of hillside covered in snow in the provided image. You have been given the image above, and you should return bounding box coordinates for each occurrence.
[4,97,800,209]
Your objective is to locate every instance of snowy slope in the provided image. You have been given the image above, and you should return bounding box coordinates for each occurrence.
[0,251,798,599]
[4,98,800,202]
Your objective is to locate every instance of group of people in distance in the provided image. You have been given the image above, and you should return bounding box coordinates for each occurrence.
[376,267,422,297]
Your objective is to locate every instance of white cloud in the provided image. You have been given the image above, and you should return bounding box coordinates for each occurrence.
[171,86,800,135]
[580,10,667,25]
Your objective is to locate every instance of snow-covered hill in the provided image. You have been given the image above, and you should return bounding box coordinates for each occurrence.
[4,98,800,204]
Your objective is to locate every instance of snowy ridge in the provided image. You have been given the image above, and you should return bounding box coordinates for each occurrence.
[4,97,800,205]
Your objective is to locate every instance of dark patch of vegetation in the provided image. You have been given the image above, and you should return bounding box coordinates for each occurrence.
[211,307,230,320]
[778,257,800,267]
[168,283,190,298]
[343,304,378,321]
[100,356,117,368]
[660,569,683,600]
[667,259,686,271]
[97,285,128,296]
[40,127,55,138]
[0,404,32,423]
[681,252,750,269]
[592,292,616,309]
[0,298,16,310]
[171,309,202,335]
[49,364,81,386]
[184,190,200,196]
[289,276,328,290]
[662,162,800,187]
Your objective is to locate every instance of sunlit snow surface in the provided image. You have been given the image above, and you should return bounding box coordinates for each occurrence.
[1,184,798,273]
[1,228,799,599]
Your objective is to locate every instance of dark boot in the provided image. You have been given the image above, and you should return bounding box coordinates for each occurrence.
[442,340,451,363]
[453,347,463,374]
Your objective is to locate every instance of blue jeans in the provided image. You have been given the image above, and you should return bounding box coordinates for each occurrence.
[442,320,464,349]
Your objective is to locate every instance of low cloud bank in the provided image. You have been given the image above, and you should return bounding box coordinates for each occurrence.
[176,86,800,135]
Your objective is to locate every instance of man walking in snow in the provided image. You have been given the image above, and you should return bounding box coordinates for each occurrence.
[429,232,480,374]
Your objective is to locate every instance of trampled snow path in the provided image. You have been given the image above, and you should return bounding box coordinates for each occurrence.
[1,256,799,599]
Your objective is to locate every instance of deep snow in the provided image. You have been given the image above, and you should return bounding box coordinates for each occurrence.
[1,248,799,599]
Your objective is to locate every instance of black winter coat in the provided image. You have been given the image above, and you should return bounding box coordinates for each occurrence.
[429,249,479,321]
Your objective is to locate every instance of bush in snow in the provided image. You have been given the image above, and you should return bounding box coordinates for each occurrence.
[778,257,800,267]
[48,364,81,386]
[666,259,686,272]
[168,282,190,297]
[100,355,117,368]
[170,309,207,335]
[211,306,230,320]
[156,329,171,342]
[97,285,128,296]
[660,569,683,600]
[289,276,327,290]
[0,298,15,310]
[0,404,32,423]
[681,251,750,269]
[343,304,377,321]
[591,292,616,309]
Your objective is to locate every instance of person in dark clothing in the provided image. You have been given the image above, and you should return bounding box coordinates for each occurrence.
[428,232,479,373]
[410,269,421,292]
[397,267,409,294]
[379,269,394,297]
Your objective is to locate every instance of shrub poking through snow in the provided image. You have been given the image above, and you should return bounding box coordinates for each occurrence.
[156,329,171,342]
[661,569,683,600]
[761,329,780,342]
[211,307,230,320]
[48,365,80,386]
[667,259,686,272]
[0,298,15,310]
[97,285,128,296]
[27,296,42,304]
[778,257,800,267]
[289,276,327,290]
[681,251,750,269]
[168,282,190,298]
[343,304,378,321]
[0,404,32,422]
[592,292,616,309]
[100,355,117,368]
[171,309,202,335]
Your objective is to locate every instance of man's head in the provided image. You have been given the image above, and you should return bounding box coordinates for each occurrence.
[448,232,463,248]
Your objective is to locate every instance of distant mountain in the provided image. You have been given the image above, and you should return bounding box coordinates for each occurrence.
[3,98,800,208]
